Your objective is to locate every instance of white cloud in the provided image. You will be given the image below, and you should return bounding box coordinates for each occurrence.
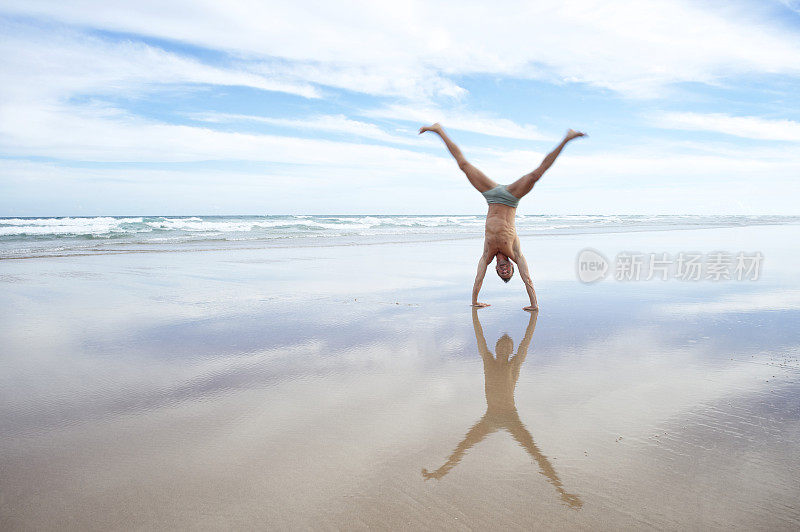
[190,112,420,145]
[3,0,800,97]
[261,61,465,101]
[0,101,452,169]
[654,112,800,142]
[661,290,800,315]
[468,139,800,181]
[191,108,550,144]
[3,133,800,215]
[1,2,800,215]
[361,104,550,141]
[0,22,319,101]
[777,0,800,14]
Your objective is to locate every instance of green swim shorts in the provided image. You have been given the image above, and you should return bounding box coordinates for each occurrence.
[481,185,520,208]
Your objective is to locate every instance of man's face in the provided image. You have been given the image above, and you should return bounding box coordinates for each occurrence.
[496,261,513,279]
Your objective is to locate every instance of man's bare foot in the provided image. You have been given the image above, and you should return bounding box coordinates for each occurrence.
[523,305,539,312]
[565,129,586,141]
[471,302,490,308]
[419,122,442,135]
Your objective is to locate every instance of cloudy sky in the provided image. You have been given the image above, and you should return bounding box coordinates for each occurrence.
[1,0,799,215]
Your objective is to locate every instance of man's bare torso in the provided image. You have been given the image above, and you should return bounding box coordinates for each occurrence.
[484,203,518,259]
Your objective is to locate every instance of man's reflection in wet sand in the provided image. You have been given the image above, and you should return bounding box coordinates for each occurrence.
[423,310,582,509]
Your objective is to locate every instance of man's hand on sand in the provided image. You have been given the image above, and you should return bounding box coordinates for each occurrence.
[471,302,490,308]
[523,305,539,312]
[421,468,442,480]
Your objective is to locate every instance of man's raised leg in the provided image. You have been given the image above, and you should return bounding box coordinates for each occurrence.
[507,129,585,199]
[420,123,497,193]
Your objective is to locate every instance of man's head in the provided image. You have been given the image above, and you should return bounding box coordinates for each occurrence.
[496,255,514,282]
[495,334,514,361]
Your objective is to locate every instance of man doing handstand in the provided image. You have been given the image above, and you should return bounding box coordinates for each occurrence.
[419,123,585,311]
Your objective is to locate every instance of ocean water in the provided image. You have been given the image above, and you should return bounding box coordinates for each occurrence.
[1,214,798,259]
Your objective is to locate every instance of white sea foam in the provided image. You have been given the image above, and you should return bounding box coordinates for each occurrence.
[0,217,143,226]
[0,217,146,236]
[144,218,374,232]
[1,215,797,259]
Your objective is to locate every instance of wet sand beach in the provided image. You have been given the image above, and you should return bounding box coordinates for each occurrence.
[1,223,799,530]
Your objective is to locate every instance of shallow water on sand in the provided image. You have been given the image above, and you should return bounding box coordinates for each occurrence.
[1,225,799,530]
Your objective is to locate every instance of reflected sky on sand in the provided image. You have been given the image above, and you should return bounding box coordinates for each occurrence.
[1,225,799,529]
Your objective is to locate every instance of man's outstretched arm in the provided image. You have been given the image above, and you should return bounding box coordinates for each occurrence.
[512,239,538,311]
[515,309,539,362]
[472,253,491,307]
[471,307,492,357]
